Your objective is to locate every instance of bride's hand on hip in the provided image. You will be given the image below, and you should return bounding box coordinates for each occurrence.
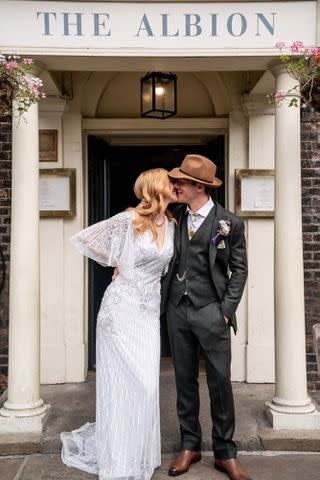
[112,266,119,282]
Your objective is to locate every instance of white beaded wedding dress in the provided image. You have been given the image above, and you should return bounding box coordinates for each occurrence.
[60,211,174,480]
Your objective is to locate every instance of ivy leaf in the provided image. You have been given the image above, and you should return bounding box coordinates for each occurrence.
[289,98,298,107]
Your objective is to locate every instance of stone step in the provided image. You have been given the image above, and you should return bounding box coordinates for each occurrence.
[0,371,320,456]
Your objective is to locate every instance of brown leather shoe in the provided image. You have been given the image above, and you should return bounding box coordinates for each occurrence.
[168,450,201,476]
[214,458,251,480]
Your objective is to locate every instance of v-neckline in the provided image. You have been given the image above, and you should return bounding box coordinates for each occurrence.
[154,216,168,254]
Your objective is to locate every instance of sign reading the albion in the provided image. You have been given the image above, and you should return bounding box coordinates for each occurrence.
[37,11,277,38]
[0,1,316,53]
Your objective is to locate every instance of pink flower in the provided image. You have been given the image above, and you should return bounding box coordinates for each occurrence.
[28,76,43,88]
[307,47,320,60]
[275,42,286,50]
[290,40,304,53]
[307,47,318,55]
[23,58,33,65]
[0,51,47,116]
[274,90,286,105]
[4,60,18,70]
[18,76,28,85]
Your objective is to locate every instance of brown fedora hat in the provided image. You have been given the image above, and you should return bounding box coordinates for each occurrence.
[168,154,222,188]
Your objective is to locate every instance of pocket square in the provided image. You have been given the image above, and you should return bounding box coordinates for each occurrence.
[217,240,225,249]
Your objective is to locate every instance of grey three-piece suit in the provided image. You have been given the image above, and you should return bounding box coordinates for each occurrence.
[161,201,248,460]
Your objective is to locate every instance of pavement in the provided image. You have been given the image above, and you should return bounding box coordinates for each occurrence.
[1,452,320,480]
[1,363,320,478]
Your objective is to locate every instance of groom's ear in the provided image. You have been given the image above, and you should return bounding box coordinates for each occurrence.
[195,183,205,193]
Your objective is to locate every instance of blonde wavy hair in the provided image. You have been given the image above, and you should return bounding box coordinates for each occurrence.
[130,168,174,240]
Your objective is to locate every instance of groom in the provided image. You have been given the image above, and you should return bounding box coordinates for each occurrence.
[161,154,250,480]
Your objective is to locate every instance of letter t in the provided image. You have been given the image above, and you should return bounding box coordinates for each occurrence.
[37,12,57,36]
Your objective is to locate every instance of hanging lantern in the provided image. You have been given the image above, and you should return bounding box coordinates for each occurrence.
[141,72,177,119]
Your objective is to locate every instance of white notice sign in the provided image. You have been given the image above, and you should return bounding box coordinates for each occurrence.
[40,175,70,211]
[241,176,274,212]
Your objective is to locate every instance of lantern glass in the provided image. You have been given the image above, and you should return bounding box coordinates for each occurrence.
[141,72,177,119]
[141,76,153,114]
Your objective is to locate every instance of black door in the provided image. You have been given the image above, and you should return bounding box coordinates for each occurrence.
[87,137,225,370]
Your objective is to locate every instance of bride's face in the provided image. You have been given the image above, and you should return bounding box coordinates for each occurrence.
[162,177,177,203]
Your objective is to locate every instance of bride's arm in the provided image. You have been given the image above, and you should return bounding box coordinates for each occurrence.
[70,211,132,267]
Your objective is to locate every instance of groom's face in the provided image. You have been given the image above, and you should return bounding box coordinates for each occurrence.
[173,179,198,204]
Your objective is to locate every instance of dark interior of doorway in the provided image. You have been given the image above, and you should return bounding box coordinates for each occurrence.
[88,136,225,370]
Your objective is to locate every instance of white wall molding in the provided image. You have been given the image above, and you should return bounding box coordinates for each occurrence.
[83,117,228,135]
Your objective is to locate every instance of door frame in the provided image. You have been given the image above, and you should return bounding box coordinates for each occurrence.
[83,117,228,144]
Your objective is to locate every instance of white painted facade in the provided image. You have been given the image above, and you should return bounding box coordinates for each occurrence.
[1,0,320,432]
[37,69,277,385]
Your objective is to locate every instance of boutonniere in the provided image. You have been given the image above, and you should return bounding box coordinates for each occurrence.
[211,218,231,247]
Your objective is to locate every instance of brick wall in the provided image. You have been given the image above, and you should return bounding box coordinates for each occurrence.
[0,116,11,379]
[301,108,320,391]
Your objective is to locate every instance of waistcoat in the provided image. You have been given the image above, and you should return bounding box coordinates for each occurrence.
[168,207,219,308]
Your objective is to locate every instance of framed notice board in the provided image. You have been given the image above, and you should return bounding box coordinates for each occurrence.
[235,169,274,217]
[39,168,76,218]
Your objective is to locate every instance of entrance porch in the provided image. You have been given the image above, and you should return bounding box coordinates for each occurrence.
[1,364,320,456]
[1,49,320,434]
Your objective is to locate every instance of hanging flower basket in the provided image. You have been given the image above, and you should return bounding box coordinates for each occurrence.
[0,54,46,117]
[0,72,19,116]
[268,41,320,113]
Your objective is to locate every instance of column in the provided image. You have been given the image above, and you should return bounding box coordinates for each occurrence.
[0,94,50,433]
[265,65,320,429]
[242,93,275,383]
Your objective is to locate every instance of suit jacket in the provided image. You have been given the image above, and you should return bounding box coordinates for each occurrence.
[161,202,248,332]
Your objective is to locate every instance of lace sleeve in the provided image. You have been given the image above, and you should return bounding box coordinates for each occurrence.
[70,211,132,267]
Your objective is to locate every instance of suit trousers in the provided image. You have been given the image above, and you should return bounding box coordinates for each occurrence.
[167,296,237,460]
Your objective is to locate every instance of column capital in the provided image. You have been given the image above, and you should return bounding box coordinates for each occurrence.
[242,93,275,117]
[269,63,300,99]
[39,96,67,115]
[30,60,45,77]
[268,61,288,78]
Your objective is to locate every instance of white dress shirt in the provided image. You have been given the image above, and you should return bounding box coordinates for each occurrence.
[186,196,214,234]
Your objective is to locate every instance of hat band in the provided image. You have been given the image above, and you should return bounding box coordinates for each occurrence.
[179,168,213,184]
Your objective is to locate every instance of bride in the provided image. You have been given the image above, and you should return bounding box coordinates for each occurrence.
[60,168,177,480]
